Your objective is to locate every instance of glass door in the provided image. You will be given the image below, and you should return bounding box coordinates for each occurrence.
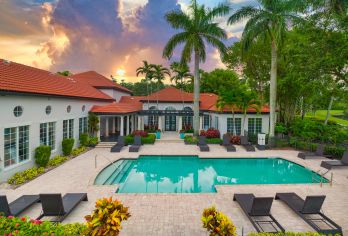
[165,115,176,131]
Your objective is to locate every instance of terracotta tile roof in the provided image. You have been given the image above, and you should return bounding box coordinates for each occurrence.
[141,86,193,102]
[0,59,114,101]
[91,102,141,114]
[71,71,132,94]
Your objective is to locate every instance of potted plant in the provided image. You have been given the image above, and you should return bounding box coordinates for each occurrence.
[179,130,185,139]
[156,129,161,139]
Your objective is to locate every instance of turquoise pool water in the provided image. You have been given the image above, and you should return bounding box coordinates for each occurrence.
[94,156,327,193]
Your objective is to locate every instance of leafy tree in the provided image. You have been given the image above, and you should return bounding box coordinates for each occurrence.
[228,0,303,137]
[163,0,230,136]
[200,69,240,94]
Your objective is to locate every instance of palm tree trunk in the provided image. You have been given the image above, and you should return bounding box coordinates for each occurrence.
[269,41,278,137]
[324,95,334,125]
[232,110,236,136]
[242,111,247,136]
[193,51,200,136]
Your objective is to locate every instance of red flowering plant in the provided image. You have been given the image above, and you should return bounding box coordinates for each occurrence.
[230,135,241,145]
[200,128,220,139]
[131,130,148,137]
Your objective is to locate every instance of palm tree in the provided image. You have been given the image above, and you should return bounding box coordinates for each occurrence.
[163,0,230,136]
[170,62,193,89]
[152,64,171,107]
[237,88,261,136]
[136,61,155,105]
[227,1,302,137]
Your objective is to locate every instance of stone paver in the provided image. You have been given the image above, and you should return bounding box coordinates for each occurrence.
[1,141,347,235]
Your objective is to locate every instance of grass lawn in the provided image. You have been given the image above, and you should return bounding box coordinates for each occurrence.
[306,110,348,126]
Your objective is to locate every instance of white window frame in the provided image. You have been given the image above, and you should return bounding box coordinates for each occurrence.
[248,118,262,134]
[227,118,242,135]
[63,119,74,139]
[79,117,88,136]
[40,122,56,150]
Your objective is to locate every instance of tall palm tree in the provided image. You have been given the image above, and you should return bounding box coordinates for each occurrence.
[152,64,171,107]
[136,60,155,106]
[163,0,230,136]
[170,62,193,89]
[227,1,302,137]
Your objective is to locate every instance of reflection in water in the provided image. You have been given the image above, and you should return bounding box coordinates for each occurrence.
[109,156,326,193]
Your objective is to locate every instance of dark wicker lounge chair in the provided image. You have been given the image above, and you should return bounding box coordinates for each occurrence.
[0,195,40,217]
[241,136,255,152]
[198,136,209,152]
[233,194,284,233]
[320,151,348,170]
[298,144,332,159]
[275,192,342,235]
[129,135,141,152]
[222,134,236,152]
[37,193,88,222]
[111,136,125,152]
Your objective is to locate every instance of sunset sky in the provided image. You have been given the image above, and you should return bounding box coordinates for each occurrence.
[0,0,257,82]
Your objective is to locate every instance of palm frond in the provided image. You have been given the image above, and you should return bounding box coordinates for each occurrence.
[165,11,192,30]
[163,32,190,59]
[206,3,230,20]
[228,6,260,25]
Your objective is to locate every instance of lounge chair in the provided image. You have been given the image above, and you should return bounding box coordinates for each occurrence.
[37,193,88,222]
[129,135,141,152]
[198,136,209,152]
[297,144,332,159]
[233,194,284,233]
[275,192,342,235]
[111,136,125,152]
[222,134,236,152]
[0,195,40,217]
[321,151,348,170]
[241,136,255,152]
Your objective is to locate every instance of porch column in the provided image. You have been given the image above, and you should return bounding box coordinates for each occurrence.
[96,117,101,139]
[158,116,162,131]
[132,115,135,132]
[105,117,109,137]
[137,116,142,130]
[178,116,182,133]
[141,116,145,130]
[120,116,124,136]
[113,117,117,133]
[125,116,129,135]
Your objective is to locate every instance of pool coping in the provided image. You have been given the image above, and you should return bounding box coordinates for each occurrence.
[89,155,330,193]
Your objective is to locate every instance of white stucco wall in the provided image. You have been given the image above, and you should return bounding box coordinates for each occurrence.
[99,89,130,102]
[0,95,110,181]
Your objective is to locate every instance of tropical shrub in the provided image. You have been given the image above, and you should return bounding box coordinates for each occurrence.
[201,128,220,138]
[89,137,99,147]
[144,125,158,133]
[275,123,288,135]
[79,133,89,147]
[125,134,156,145]
[184,135,198,144]
[88,112,100,136]
[47,155,68,167]
[206,138,222,144]
[7,167,45,186]
[202,206,237,236]
[34,145,51,167]
[71,146,87,157]
[85,197,130,236]
[62,138,75,156]
[0,216,88,236]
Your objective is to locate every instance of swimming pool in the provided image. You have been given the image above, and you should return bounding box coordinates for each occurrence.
[94,156,327,193]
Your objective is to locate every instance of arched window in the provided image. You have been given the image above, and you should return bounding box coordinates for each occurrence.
[147,106,159,129]
[82,105,86,112]
[45,106,52,115]
[13,106,23,117]
[67,105,71,113]
[165,106,176,111]
[182,107,193,130]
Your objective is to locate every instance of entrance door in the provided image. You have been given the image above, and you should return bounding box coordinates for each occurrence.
[165,115,176,131]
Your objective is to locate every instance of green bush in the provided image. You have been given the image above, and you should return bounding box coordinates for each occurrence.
[79,133,89,146]
[184,135,197,144]
[275,122,288,134]
[125,134,156,145]
[7,167,45,185]
[48,155,68,167]
[88,136,99,146]
[62,138,75,156]
[71,146,87,157]
[206,138,222,144]
[34,145,51,167]
[0,216,88,236]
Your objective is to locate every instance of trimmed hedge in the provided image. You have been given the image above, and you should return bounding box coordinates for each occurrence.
[34,146,51,167]
[125,134,156,145]
[184,135,222,144]
[79,133,89,146]
[62,138,75,156]
[206,138,222,144]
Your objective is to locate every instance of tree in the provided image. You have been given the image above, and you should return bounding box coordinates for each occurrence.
[228,0,303,137]
[237,87,260,135]
[136,61,156,105]
[152,64,170,85]
[170,62,193,90]
[57,71,72,76]
[163,0,230,136]
[200,69,240,94]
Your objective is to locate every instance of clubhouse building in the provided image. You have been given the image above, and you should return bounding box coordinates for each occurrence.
[0,59,270,181]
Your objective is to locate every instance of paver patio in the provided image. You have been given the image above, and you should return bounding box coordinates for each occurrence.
[1,141,347,235]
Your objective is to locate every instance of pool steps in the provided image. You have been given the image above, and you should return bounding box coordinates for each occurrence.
[103,160,134,185]
[111,161,133,184]
[103,160,127,185]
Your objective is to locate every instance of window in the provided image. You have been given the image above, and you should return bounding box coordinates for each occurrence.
[4,125,29,167]
[82,105,86,112]
[13,106,23,117]
[63,119,74,139]
[148,106,158,127]
[182,107,193,129]
[67,105,71,113]
[248,118,262,134]
[214,117,219,129]
[227,118,242,135]
[79,117,88,135]
[45,106,52,115]
[40,122,56,150]
[203,115,210,130]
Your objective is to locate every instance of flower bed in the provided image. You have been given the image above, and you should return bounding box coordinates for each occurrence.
[125,131,156,145]
[184,135,222,145]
